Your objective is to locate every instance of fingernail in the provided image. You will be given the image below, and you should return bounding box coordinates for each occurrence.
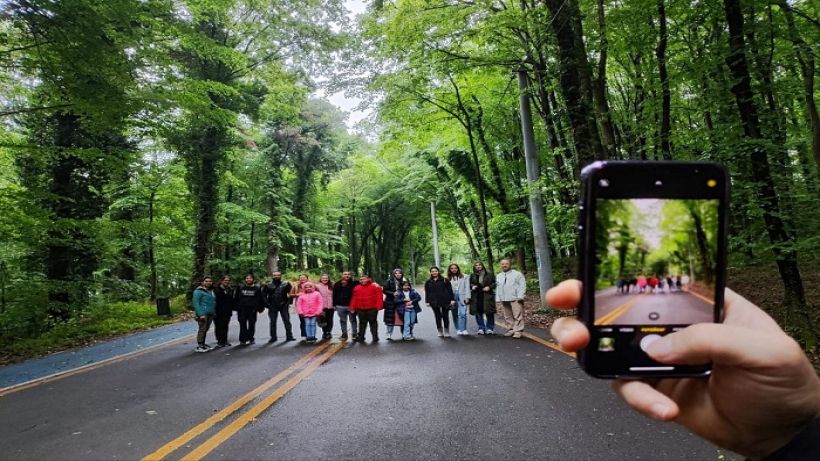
[650,403,671,421]
[646,337,673,359]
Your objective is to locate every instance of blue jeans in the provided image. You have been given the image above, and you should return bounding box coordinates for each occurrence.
[304,316,317,339]
[403,309,416,338]
[453,293,467,331]
[475,312,495,331]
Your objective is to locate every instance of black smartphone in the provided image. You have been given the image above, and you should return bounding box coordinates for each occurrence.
[577,161,728,378]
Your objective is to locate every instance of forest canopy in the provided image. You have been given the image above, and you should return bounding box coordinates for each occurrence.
[0,0,818,356]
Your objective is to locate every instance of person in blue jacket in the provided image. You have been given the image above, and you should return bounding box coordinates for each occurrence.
[395,280,422,340]
[192,276,216,353]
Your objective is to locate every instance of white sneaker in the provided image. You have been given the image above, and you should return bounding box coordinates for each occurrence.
[195,345,209,353]
[486,329,495,335]
[462,330,470,336]
[443,330,450,338]
[477,329,485,335]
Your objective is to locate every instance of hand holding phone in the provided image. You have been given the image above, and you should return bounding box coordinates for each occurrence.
[578,161,729,378]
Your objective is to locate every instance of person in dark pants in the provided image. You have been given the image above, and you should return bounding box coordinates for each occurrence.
[192,276,216,353]
[263,271,294,342]
[468,261,496,335]
[213,275,234,347]
[349,275,383,343]
[333,271,359,340]
[424,266,455,338]
[289,274,309,338]
[233,273,265,345]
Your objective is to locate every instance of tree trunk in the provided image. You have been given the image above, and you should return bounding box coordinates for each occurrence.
[148,191,158,300]
[722,0,816,346]
[593,0,617,158]
[543,0,605,172]
[656,0,672,159]
[780,0,820,175]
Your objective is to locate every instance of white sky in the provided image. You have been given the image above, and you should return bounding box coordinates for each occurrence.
[313,0,373,129]
[632,199,664,249]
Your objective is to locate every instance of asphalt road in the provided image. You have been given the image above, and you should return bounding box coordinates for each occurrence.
[0,295,735,460]
[594,288,714,325]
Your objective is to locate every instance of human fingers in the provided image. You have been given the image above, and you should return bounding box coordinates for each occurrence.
[550,317,589,352]
[645,322,801,368]
[545,279,582,310]
[611,380,679,421]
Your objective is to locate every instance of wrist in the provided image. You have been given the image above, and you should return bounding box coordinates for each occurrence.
[758,418,820,461]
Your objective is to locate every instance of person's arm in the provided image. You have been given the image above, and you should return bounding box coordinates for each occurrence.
[547,280,820,460]
[515,272,526,300]
[192,289,204,317]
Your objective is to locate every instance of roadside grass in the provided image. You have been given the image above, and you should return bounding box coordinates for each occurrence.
[0,295,191,366]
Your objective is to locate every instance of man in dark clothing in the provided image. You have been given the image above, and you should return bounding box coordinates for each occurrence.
[213,275,234,347]
[233,273,265,345]
[332,271,359,340]
[263,271,294,343]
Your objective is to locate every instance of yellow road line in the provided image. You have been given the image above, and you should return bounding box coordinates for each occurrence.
[596,294,646,326]
[0,334,195,398]
[179,341,347,461]
[686,290,715,305]
[141,341,334,461]
[495,321,575,358]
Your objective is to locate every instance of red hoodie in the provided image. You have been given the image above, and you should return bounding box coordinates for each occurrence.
[349,281,384,311]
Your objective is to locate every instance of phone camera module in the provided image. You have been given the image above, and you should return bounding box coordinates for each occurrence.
[599,179,610,187]
[654,180,663,186]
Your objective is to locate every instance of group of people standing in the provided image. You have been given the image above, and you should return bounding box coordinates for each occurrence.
[190,259,528,352]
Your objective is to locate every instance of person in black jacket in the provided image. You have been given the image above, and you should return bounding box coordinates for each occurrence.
[233,273,265,345]
[213,275,234,347]
[383,268,407,340]
[263,271,294,343]
[424,266,454,338]
[332,271,359,341]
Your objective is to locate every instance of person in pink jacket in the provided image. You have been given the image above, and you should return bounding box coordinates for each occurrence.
[316,274,335,340]
[296,282,324,343]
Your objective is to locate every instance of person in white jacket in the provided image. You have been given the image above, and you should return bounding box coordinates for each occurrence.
[496,259,526,338]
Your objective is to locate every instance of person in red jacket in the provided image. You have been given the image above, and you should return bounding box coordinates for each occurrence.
[349,275,384,343]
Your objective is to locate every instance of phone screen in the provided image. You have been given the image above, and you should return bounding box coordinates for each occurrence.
[579,162,727,377]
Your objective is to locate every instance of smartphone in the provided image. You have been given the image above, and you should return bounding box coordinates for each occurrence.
[577,161,728,378]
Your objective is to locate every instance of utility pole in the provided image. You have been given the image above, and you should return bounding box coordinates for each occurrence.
[431,201,441,269]
[517,66,553,305]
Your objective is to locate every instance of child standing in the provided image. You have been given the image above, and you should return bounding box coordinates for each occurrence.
[296,282,324,343]
[395,280,421,340]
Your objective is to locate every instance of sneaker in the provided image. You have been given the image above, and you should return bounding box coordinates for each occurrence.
[443,330,450,338]
[513,332,522,339]
[504,331,515,337]
[408,336,415,341]
[373,337,380,342]
[340,334,348,340]
[437,331,444,337]
[249,339,256,345]
[268,338,277,343]
[224,342,232,346]
[486,329,495,335]
[462,330,470,336]
[239,341,247,346]
[386,337,393,341]
[195,345,209,353]
[203,344,212,349]
[214,343,225,348]
[477,329,485,335]
[286,337,296,342]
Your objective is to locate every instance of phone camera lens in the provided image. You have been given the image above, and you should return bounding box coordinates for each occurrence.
[599,179,610,187]
[655,180,663,186]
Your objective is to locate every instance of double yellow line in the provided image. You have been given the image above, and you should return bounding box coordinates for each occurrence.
[595,294,646,326]
[143,341,346,461]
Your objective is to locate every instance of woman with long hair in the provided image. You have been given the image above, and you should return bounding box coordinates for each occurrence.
[447,263,471,335]
[424,266,454,337]
[468,261,496,335]
[289,274,310,338]
[316,273,335,339]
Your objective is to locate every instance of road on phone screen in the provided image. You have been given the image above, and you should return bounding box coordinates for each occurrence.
[594,287,714,325]
[0,291,735,460]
